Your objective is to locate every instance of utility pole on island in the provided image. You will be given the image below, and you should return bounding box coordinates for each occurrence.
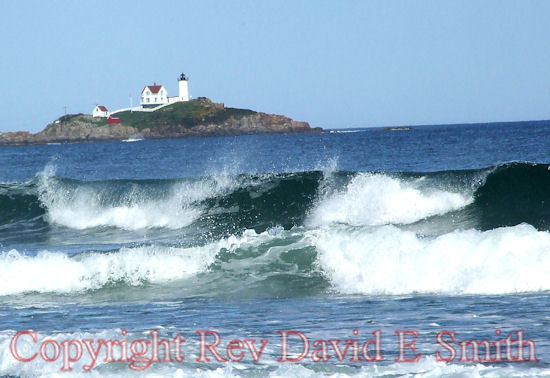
[130,94,133,113]
[63,105,67,115]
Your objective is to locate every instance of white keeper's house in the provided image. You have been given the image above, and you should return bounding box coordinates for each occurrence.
[140,73,189,108]
[141,84,167,107]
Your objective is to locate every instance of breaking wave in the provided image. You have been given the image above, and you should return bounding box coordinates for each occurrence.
[2,162,550,232]
[36,167,237,230]
[3,162,550,297]
[3,222,550,297]
[313,223,550,295]
[0,245,216,296]
[0,229,277,296]
[307,172,471,227]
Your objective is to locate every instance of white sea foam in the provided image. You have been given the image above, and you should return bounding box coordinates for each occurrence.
[0,229,273,296]
[308,173,471,227]
[0,246,215,295]
[0,329,114,376]
[122,137,144,142]
[37,167,236,230]
[267,356,550,377]
[329,129,365,134]
[313,223,550,295]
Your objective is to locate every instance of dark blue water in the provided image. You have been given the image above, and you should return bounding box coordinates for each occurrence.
[1,121,550,376]
[2,121,549,183]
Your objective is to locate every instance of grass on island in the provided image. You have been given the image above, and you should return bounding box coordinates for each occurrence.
[114,98,257,131]
[51,113,109,128]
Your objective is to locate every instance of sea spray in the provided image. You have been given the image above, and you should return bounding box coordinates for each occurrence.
[35,164,238,230]
[307,172,472,227]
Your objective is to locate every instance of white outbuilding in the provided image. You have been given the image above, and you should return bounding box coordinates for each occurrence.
[92,105,109,118]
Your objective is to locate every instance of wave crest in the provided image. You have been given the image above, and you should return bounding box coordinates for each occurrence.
[37,168,236,230]
[308,173,471,227]
[0,228,285,296]
[314,223,550,295]
[0,245,217,295]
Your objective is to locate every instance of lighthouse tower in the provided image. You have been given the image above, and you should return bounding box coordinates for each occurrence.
[178,73,189,101]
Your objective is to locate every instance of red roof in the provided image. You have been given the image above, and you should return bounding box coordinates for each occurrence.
[145,85,162,94]
[97,105,108,112]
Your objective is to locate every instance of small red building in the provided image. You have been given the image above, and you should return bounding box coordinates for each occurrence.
[108,116,120,124]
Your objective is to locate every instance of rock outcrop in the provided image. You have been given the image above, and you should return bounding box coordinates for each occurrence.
[0,98,321,145]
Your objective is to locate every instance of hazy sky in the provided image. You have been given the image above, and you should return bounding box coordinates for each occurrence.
[1,1,549,132]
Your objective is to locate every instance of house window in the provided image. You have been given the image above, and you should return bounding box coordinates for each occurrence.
[147,98,150,103]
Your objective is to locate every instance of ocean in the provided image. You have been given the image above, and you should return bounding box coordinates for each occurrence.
[1,121,550,376]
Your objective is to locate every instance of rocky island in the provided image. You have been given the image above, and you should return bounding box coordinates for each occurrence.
[0,98,321,146]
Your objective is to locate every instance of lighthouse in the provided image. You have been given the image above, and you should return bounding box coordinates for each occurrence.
[178,73,189,101]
